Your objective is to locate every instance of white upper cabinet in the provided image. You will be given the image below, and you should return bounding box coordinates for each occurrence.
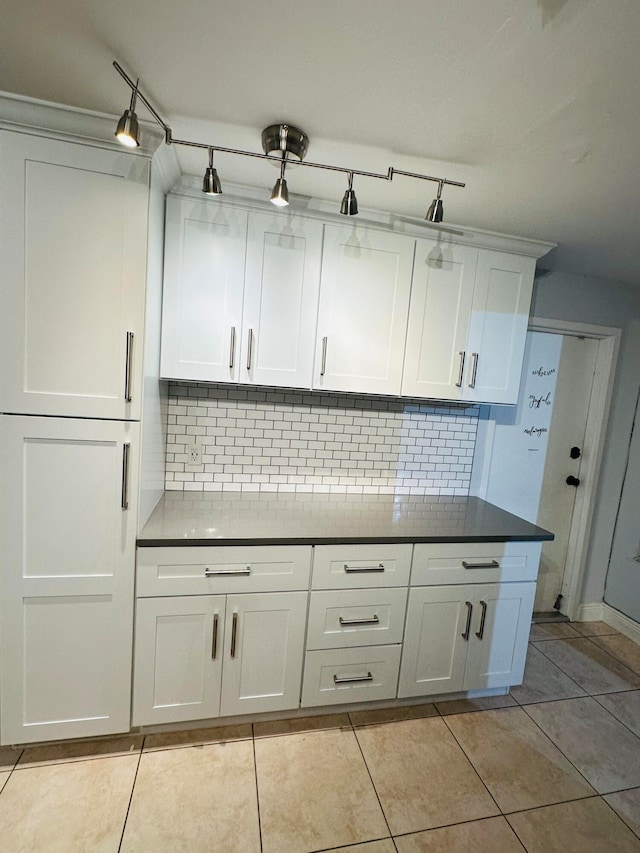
[240,212,322,388]
[0,129,149,420]
[402,242,536,405]
[464,251,536,404]
[160,196,248,383]
[402,241,478,400]
[313,224,415,395]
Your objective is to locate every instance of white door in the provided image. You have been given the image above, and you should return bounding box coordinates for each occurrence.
[464,251,536,404]
[241,212,322,389]
[464,582,535,690]
[402,241,477,400]
[160,196,247,382]
[0,129,149,420]
[313,224,415,395]
[397,586,469,698]
[535,335,598,612]
[0,415,138,744]
[132,596,225,726]
[220,592,307,716]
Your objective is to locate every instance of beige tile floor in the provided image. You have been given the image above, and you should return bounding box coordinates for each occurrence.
[1,620,639,852]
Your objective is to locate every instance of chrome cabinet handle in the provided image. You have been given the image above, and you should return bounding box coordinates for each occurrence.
[230,612,238,658]
[333,672,373,684]
[124,331,134,402]
[476,600,488,640]
[339,614,380,626]
[204,566,251,577]
[121,443,130,510]
[247,328,253,371]
[343,563,385,573]
[455,351,465,387]
[462,560,500,569]
[468,352,479,388]
[462,601,473,641]
[320,336,328,376]
[211,613,219,660]
[229,326,236,369]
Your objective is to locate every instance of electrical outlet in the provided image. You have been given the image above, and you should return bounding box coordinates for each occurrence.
[186,439,202,466]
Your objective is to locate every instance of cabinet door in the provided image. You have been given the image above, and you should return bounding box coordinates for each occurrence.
[0,129,149,419]
[314,224,415,395]
[0,415,138,744]
[398,586,470,698]
[160,196,247,382]
[132,596,225,726]
[220,592,307,716]
[464,582,535,690]
[402,241,477,400]
[463,251,536,404]
[241,212,322,388]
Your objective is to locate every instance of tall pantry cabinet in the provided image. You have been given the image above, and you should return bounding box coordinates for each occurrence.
[0,106,156,744]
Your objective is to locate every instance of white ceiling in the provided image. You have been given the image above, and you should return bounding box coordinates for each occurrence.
[3,0,640,284]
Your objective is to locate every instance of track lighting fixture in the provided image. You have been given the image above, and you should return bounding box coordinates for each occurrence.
[340,173,358,216]
[115,79,140,148]
[270,156,290,207]
[112,61,466,222]
[202,147,222,195]
[426,180,444,223]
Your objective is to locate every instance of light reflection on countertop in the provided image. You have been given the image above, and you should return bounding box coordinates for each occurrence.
[138,492,553,546]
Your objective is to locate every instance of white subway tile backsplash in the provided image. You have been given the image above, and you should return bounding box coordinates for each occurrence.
[165,383,479,496]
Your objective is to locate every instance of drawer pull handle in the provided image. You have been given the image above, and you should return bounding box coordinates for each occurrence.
[204,567,251,576]
[339,614,380,626]
[462,601,473,641]
[343,563,385,573]
[462,560,500,569]
[320,336,328,376]
[121,443,130,510]
[476,600,488,640]
[468,352,479,388]
[229,326,236,369]
[333,672,373,685]
[231,612,238,658]
[455,350,465,387]
[211,613,219,660]
[247,328,254,371]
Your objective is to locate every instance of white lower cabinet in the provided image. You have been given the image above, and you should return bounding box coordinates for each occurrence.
[132,591,307,726]
[398,581,535,698]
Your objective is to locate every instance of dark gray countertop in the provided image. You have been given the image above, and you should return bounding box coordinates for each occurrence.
[138,492,554,547]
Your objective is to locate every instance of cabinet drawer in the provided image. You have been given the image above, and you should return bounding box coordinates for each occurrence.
[312,544,412,590]
[302,645,401,707]
[411,541,541,586]
[136,545,312,596]
[306,588,408,650]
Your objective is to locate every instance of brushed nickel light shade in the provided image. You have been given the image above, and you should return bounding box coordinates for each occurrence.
[340,172,358,216]
[202,148,222,195]
[261,123,309,162]
[270,156,290,207]
[115,81,140,148]
[426,180,444,222]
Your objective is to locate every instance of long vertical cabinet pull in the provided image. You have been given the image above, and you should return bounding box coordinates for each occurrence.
[246,328,254,371]
[462,601,473,640]
[468,352,479,388]
[320,336,328,376]
[121,443,130,510]
[124,331,134,402]
[211,613,219,659]
[455,351,466,387]
[229,326,236,369]
[230,611,238,658]
[475,600,488,640]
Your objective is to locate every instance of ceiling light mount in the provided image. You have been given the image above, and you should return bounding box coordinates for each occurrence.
[112,61,466,222]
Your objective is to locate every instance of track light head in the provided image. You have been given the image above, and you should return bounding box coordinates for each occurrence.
[115,81,140,148]
[202,149,222,195]
[271,177,289,207]
[340,173,358,216]
[426,180,444,222]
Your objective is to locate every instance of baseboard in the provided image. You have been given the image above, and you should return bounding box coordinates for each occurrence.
[575,602,604,622]
[602,603,640,645]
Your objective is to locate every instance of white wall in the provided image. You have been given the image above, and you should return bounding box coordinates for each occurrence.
[530,270,640,620]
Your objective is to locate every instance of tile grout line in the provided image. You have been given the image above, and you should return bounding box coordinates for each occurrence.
[251,725,264,853]
[116,736,145,853]
[591,693,640,745]
[347,713,400,853]
[531,633,640,689]
[0,750,23,795]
